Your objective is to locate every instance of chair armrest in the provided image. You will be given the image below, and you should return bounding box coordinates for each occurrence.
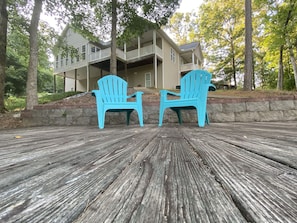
[160,89,181,97]
[209,84,216,91]
[160,89,180,102]
[92,90,100,97]
[92,90,103,104]
[127,91,143,99]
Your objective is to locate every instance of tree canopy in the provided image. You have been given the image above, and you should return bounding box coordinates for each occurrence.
[167,0,297,90]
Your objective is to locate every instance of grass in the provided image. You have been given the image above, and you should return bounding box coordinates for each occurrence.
[4,91,82,112]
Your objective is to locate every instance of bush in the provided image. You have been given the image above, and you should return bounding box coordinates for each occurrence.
[4,96,26,111]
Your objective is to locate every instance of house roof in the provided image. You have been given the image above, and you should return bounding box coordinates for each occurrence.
[179,42,199,52]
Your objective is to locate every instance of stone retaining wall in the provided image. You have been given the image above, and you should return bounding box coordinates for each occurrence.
[21,96,297,127]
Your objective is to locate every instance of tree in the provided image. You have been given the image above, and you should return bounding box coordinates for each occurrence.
[5,7,57,96]
[167,12,197,45]
[198,0,245,88]
[255,0,297,90]
[0,0,8,113]
[26,0,43,110]
[243,0,253,90]
[110,0,117,74]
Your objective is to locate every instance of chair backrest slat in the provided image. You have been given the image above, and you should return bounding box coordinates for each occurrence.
[98,75,127,102]
[180,70,212,99]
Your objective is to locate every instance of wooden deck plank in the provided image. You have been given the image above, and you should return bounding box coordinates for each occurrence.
[0,126,158,222]
[0,122,296,222]
[202,122,297,168]
[181,123,297,223]
[76,127,246,223]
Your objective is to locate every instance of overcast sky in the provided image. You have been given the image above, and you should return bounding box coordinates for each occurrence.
[177,0,203,12]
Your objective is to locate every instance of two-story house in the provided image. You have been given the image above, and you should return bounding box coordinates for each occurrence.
[53,26,204,92]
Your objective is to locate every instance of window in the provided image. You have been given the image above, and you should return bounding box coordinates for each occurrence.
[60,56,63,67]
[76,47,80,62]
[170,48,176,63]
[91,46,100,53]
[145,72,151,87]
[81,45,86,60]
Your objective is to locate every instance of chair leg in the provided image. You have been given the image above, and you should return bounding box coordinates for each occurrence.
[171,108,182,124]
[139,105,144,127]
[176,109,182,124]
[158,105,165,127]
[205,112,209,125]
[197,106,206,127]
[98,108,106,129]
[126,110,134,126]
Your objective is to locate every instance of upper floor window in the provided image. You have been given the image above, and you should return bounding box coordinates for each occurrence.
[170,48,176,63]
[76,47,80,62]
[91,46,100,53]
[81,45,86,60]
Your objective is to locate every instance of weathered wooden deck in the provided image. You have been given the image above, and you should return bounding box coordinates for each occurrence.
[0,122,296,223]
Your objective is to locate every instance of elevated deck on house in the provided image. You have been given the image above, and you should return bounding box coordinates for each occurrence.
[0,122,297,222]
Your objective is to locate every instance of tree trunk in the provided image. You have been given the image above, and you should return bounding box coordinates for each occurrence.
[243,0,253,91]
[110,0,117,74]
[277,45,284,90]
[232,55,237,89]
[26,0,43,110]
[287,38,297,90]
[0,0,7,113]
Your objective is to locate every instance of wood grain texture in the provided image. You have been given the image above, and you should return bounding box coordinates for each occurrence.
[0,122,296,223]
[181,122,297,223]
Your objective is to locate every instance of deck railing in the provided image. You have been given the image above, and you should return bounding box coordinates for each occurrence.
[54,44,163,73]
[180,63,200,72]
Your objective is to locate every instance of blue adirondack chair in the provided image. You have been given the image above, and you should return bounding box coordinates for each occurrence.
[159,70,216,127]
[92,75,144,129]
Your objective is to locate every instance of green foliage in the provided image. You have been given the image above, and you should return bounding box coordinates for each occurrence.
[167,0,297,90]
[197,0,245,87]
[4,91,81,111]
[64,0,181,42]
[4,96,26,111]
[167,12,197,45]
[5,2,58,96]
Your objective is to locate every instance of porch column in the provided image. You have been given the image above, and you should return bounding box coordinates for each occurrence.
[87,64,90,92]
[153,30,158,88]
[138,36,141,57]
[154,56,158,88]
[74,69,77,92]
[124,43,127,60]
